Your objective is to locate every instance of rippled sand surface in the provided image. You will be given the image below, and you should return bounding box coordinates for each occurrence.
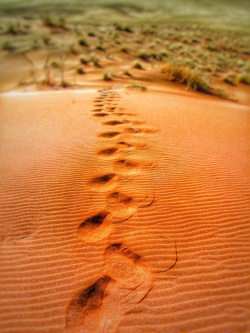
[1,86,250,333]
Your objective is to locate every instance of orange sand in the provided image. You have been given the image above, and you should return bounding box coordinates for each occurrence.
[1,85,250,333]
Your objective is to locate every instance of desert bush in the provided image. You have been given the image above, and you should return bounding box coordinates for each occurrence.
[78,38,89,47]
[96,44,105,51]
[127,84,147,91]
[124,69,131,76]
[114,23,133,33]
[138,50,149,61]
[79,56,89,65]
[223,73,238,85]
[133,61,143,69]
[161,63,226,97]
[2,40,15,52]
[90,53,101,67]
[238,73,250,85]
[121,46,129,53]
[77,67,85,74]
[103,73,111,81]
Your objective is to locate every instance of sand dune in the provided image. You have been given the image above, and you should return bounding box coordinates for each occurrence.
[0,85,250,333]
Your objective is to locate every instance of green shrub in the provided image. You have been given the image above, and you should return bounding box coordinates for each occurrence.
[103,73,111,81]
[78,38,89,47]
[133,61,143,69]
[127,84,147,91]
[77,67,85,74]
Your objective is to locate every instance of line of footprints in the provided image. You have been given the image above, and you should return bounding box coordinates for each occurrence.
[66,88,173,333]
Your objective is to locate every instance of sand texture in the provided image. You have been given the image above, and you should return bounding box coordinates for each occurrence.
[1,85,250,333]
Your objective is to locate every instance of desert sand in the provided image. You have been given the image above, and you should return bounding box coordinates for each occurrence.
[1,80,250,333]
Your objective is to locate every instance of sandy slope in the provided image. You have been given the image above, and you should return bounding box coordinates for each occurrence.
[0,85,250,333]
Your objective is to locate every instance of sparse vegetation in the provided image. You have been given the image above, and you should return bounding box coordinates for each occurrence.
[124,69,132,76]
[162,63,226,98]
[223,73,238,85]
[114,23,133,33]
[127,84,147,91]
[133,61,144,69]
[79,56,89,65]
[103,72,111,81]
[238,73,250,85]
[77,67,85,74]
[0,1,249,97]
[96,44,105,51]
[138,50,149,61]
[90,53,101,67]
[78,38,89,47]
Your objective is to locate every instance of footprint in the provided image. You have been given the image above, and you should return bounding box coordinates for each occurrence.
[105,106,116,112]
[66,275,112,330]
[114,112,136,117]
[113,158,140,175]
[100,243,154,330]
[105,191,137,219]
[97,147,119,160]
[124,127,141,134]
[92,113,109,117]
[88,173,118,192]
[77,211,113,242]
[117,139,148,151]
[103,120,129,126]
[98,131,120,139]
[107,191,133,205]
[66,244,153,332]
[124,127,157,135]
[91,108,103,112]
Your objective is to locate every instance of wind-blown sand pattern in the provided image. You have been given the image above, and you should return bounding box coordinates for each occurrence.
[1,85,250,333]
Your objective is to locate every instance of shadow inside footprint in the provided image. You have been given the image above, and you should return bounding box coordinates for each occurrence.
[98,132,120,138]
[103,120,128,126]
[97,148,118,159]
[77,211,113,242]
[117,141,133,149]
[88,173,117,192]
[93,113,109,117]
[90,173,116,185]
[66,275,112,329]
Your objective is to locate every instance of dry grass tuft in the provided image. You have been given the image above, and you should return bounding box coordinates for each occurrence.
[161,63,226,98]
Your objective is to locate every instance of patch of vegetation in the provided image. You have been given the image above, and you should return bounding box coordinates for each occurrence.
[223,73,238,85]
[90,52,101,67]
[50,61,59,68]
[78,38,89,47]
[42,16,66,29]
[161,63,226,98]
[96,44,105,51]
[124,69,132,76]
[127,84,147,91]
[2,40,15,51]
[77,67,85,74]
[60,81,70,88]
[103,72,111,81]
[137,50,149,61]
[133,61,144,69]
[114,23,133,33]
[238,73,250,85]
[79,56,89,65]
[121,46,129,53]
